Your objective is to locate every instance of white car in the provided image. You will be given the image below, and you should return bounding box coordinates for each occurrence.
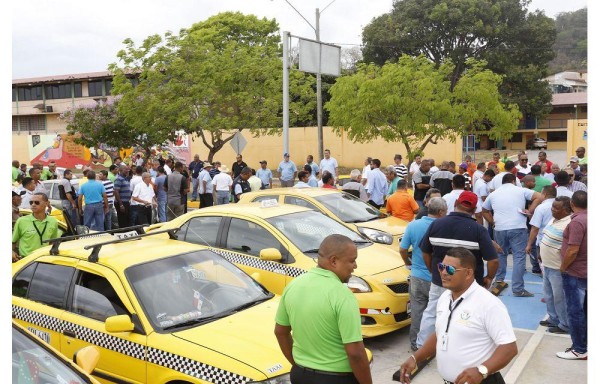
[42,179,80,210]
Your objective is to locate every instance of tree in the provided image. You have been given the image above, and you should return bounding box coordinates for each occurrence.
[549,8,587,73]
[325,56,521,162]
[361,0,556,120]
[60,98,169,161]
[109,12,314,162]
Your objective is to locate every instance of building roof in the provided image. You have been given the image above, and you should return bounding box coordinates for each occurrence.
[12,71,114,85]
[552,92,587,107]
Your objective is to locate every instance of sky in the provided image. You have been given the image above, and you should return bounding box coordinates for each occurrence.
[11,0,589,79]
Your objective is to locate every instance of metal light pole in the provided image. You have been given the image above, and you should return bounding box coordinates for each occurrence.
[283,31,290,155]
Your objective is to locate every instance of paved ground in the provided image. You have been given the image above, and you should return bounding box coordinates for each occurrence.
[367,260,587,383]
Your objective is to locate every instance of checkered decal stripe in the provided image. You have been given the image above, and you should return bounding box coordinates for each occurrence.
[147,348,250,384]
[12,305,64,333]
[68,323,145,360]
[213,249,306,278]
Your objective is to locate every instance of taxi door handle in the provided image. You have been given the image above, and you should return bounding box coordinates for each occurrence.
[63,329,76,338]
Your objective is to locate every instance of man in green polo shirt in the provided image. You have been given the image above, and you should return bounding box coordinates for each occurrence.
[12,192,59,262]
[274,234,372,384]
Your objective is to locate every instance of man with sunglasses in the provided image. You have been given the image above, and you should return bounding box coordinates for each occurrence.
[415,191,499,349]
[12,192,59,262]
[400,247,517,384]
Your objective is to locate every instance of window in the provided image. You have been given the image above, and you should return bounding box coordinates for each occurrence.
[71,272,127,322]
[12,87,17,102]
[509,133,523,143]
[73,82,82,97]
[12,263,37,298]
[16,86,43,101]
[45,83,73,99]
[547,132,567,142]
[105,79,113,95]
[181,216,222,247]
[226,218,282,257]
[13,116,46,132]
[27,263,75,309]
[284,196,319,211]
[88,80,103,97]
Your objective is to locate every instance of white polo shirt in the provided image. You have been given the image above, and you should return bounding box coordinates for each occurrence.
[489,172,522,191]
[212,172,233,192]
[473,178,489,204]
[482,183,534,231]
[435,281,516,382]
[131,182,155,206]
[443,189,482,215]
[198,169,213,194]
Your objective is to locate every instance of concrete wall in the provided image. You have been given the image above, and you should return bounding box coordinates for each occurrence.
[566,119,588,156]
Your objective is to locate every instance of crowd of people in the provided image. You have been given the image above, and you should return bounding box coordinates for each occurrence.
[11,146,589,382]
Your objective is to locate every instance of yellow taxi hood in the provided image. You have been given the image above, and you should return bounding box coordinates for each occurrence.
[354,216,407,236]
[353,244,405,277]
[171,297,290,379]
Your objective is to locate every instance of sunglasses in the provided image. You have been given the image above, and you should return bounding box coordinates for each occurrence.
[29,200,42,206]
[437,262,468,275]
[520,158,528,161]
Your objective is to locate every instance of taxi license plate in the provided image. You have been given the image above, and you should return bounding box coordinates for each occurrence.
[114,230,139,239]
[27,327,50,343]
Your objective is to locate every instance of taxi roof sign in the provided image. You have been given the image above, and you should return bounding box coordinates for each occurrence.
[260,199,279,208]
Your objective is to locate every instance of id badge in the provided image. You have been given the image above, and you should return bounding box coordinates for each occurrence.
[441,333,448,351]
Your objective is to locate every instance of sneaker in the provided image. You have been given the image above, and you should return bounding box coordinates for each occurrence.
[513,290,534,297]
[540,320,554,327]
[557,348,587,360]
[532,271,543,277]
[410,344,418,352]
[548,326,569,334]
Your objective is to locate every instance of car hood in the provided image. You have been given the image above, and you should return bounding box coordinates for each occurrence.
[353,244,405,277]
[172,297,290,379]
[354,216,407,236]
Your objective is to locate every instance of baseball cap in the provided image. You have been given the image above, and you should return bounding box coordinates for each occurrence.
[569,156,579,162]
[12,188,26,197]
[457,191,478,209]
[459,163,468,170]
[259,160,267,164]
[283,152,290,157]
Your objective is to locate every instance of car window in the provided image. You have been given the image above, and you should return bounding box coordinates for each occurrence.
[314,193,380,223]
[27,263,75,309]
[181,216,222,247]
[283,196,319,211]
[12,263,37,298]
[71,272,128,322]
[50,183,61,200]
[252,195,279,203]
[226,218,282,257]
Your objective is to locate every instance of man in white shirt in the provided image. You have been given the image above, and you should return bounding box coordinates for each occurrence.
[198,162,214,208]
[554,171,574,198]
[444,175,483,224]
[393,154,408,181]
[472,162,486,187]
[131,172,157,225]
[319,149,338,181]
[409,155,422,176]
[366,159,387,209]
[212,165,233,205]
[473,169,495,204]
[515,153,532,178]
[482,173,543,297]
[489,160,520,192]
[361,157,372,192]
[19,177,36,209]
[400,247,517,384]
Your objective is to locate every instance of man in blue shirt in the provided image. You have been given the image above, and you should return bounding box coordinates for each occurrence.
[304,155,319,177]
[78,170,109,231]
[399,197,447,351]
[154,166,168,222]
[277,153,297,188]
[366,159,387,209]
[256,160,273,189]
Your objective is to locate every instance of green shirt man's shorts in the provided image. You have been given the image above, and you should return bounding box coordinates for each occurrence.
[12,215,59,257]
[275,267,363,373]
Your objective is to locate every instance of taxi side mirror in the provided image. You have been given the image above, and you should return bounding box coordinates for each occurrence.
[259,248,282,261]
[105,315,134,333]
[74,345,100,374]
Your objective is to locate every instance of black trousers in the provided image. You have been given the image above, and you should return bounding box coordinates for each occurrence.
[444,372,505,384]
[200,193,214,208]
[367,200,382,209]
[116,202,131,229]
[290,364,358,384]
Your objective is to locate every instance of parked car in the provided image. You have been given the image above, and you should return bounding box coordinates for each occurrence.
[151,202,411,337]
[42,178,80,210]
[526,137,547,150]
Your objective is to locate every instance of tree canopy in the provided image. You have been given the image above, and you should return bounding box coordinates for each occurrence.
[361,0,556,120]
[325,56,521,161]
[549,8,587,73]
[109,12,314,161]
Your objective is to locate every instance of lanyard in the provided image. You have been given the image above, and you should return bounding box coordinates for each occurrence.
[445,297,464,333]
[32,220,48,244]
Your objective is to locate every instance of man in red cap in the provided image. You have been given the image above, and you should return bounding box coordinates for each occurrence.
[413,190,499,349]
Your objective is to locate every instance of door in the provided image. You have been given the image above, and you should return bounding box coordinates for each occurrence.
[60,265,147,383]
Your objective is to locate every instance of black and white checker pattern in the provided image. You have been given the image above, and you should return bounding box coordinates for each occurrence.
[147,347,250,384]
[68,322,145,360]
[12,305,64,333]
[214,249,306,278]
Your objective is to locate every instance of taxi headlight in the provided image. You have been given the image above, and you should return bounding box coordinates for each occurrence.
[249,374,291,383]
[346,275,372,293]
[358,228,393,245]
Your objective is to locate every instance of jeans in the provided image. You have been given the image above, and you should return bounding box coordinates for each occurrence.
[104,205,117,231]
[129,204,140,226]
[416,283,446,347]
[157,200,167,222]
[83,202,105,231]
[191,177,199,200]
[280,179,294,187]
[409,276,431,349]
[416,200,425,209]
[543,267,569,331]
[562,273,587,353]
[494,228,528,293]
[61,199,78,227]
[216,191,230,205]
[529,243,541,273]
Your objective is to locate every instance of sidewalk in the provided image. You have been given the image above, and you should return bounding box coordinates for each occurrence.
[367,266,588,383]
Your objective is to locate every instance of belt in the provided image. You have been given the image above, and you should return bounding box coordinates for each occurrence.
[443,381,454,384]
[296,364,353,377]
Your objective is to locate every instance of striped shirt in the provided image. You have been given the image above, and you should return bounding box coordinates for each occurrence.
[113,175,132,204]
[102,179,115,204]
[540,216,571,269]
[394,164,408,179]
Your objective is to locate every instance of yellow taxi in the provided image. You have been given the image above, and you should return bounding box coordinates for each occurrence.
[12,229,293,383]
[151,202,411,337]
[13,321,101,384]
[238,188,408,253]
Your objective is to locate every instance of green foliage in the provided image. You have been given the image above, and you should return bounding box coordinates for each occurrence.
[325,56,520,161]
[549,8,587,72]
[361,0,556,120]
[109,12,314,161]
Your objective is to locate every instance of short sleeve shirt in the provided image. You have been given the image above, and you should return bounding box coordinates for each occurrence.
[400,216,435,282]
[275,267,362,372]
[560,211,587,278]
[278,161,298,182]
[482,183,534,231]
[13,215,60,257]
[386,190,419,222]
[79,180,106,204]
[319,158,338,178]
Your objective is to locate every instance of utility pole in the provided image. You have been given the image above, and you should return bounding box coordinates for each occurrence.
[315,8,324,161]
[282,31,290,155]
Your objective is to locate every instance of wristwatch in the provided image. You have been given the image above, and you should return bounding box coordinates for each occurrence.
[477,365,488,379]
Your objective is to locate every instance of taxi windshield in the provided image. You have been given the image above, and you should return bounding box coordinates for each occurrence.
[266,211,369,256]
[126,249,272,331]
[314,193,381,223]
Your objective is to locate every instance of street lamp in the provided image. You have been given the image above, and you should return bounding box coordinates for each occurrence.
[574,104,578,120]
[277,0,338,161]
